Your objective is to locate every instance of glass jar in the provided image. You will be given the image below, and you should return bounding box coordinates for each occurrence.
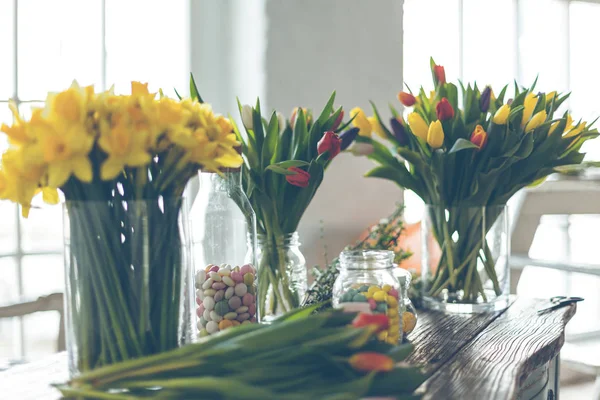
[63,198,193,377]
[422,204,509,313]
[332,250,403,344]
[190,169,258,336]
[394,267,418,338]
[248,232,307,322]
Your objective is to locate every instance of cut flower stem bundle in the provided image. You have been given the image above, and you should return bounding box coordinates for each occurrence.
[55,306,426,400]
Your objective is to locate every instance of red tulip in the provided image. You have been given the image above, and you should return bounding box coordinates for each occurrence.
[332,110,344,131]
[349,352,394,372]
[352,313,389,333]
[434,64,446,85]
[470,125,488,149]
[317,130,342,160]
[286,167,310,187]
[398,91,416,107]
[436,98,454,120]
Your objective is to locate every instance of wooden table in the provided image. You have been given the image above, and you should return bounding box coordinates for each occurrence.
[0,297,575,400]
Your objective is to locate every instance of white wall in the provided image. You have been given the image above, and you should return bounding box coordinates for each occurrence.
[190,0,404,269]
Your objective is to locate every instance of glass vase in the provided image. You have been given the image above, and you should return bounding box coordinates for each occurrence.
[190,170,257,336]
[63,198,194,377]
[249,232,307,322]
[422,204,510,313]
[332,250,404,344]
[394,267,418,338]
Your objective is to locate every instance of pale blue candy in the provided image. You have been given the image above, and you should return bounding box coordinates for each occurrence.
[215,300,230,316]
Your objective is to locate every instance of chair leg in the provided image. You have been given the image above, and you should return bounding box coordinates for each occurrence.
[593,374,600,400]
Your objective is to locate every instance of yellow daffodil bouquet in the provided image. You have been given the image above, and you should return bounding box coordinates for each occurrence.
[0,81,242,373]
[353,58,599,310]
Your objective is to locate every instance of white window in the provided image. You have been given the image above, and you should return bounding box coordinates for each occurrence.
[0,0,189,360]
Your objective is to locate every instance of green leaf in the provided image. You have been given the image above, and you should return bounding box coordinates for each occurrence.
[449,138,479,154]
[387,342,415,362]
[265,165,297,176]
[263,112,279,168]
[370,101,395,141]
[365,165,421,194]
[273,302,330,323]
[316,91,337,125]
[189,73,204,103]
[271,160,309,169]
[174,87,183,100]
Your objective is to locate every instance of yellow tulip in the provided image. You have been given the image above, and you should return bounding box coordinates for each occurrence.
[350,107,372,137]
[427,120,444,149]
[549,114,573,136]
[493,104,510,125]
[524,110,547,133]
[407,112,428,140]
[367,116,387,139]
[521,92,537,128]
[564,121,586,138]
[546,91,557,103]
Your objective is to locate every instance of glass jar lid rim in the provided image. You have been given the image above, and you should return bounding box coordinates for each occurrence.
[339,249,394,268]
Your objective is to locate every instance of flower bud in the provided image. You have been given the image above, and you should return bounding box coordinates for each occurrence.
[407,112,428,141]
[470,125,488,149]
[427,120,444,149]
[493,104,510,125]
[349,352,394,372]
[332,110,344,131]
[398,91,416,107]
[350,107,372,137]
[241,105,253,130]
[525,110,547,133]
[435,98,454,120]
[285,167,310,187]
[339,127,359,151]
[350,142,375,156]
[352,313,389,333]
[367,117,386,139]
[276,111,286,134]
[434,64,446,85]
[480,86,492,112]
[390,118,408,146]
[317,130,342,160]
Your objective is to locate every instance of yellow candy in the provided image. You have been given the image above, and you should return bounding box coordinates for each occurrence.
[367,286,380,296]
[365,292,373,299]
[385,336,398,345]
[386,296,398,307]
[373,291,387,302]
[403,312,417,334]
[387,308,398,318]
[377,330,388,341]
[389,323,400,335]
[382,284,392,293]
[218,319,233,330]
[231,320,241,327]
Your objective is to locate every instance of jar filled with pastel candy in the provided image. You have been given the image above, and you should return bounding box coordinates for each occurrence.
[195,263,257,336]
[394,266,418,338]
[332,250,403,344]
[190,168,258,337]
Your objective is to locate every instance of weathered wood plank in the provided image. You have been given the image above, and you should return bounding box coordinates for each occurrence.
[406,301,510,374]
[419,298,576,400]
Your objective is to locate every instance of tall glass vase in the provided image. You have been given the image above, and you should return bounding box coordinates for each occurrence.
[249,232,307,322]
[63,198,194,377]
[421,204,509,313]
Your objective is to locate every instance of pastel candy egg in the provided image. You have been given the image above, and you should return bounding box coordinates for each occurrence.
[199,329,209,337]
[372,291,387,302]
[387,308,398,318]
[203,289,216,297]
[212,282,226,290]
[242,293,254,306]
[196,289,205,301]
[352,293,367,302]
[224,312,238,320]
[248,303,256,316]
[358,285,370,293]
[215,300,230,316]
[387,296,398,308]
[388,288,399,299]
[250,317,257,323]
[368,298,377,311]
[235,306,249,313]
[206,321,219,334]
[237,313,250,322]
[228,296,242,310]
[195,270,206,287]
[196,303,205,317]
[220,263,230,269]
[247,285,255,295]
[376,303,388,313]
[202,278,214,290]
[225,287,235,299]
[346,289,358,297]
[382,284,392,293]
[240,264,253,275]
[242,320,251,325]
[218,267,231,276]
[367,286,380,296]
[199,316,207,326]
[377,330,388,341]
[196,297,202,306]
[203,309,211,321]
[214,290,225,302]
[233,266,241,273]
[234,283,248,297]
[203,296,215,311]
[205,264,214,273]
[243,273,254,286]
[222,276,235,287]
[219,319,233,330]
[208,265,219,273]
[210,310,223,322]
[209,272,222,282]
[231,320,241,327]
[230,271,243,283]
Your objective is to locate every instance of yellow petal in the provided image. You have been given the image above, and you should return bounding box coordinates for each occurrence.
[407,112,429,140]
[493,104,510,125]
[367,117,387,139]
[72,156,93,182]
[100,158,125,180]
[42,187,60,204]
[521,92,537,127]
[426,120,444,149]
[126,151,151,167]
[48,160,73,187]
[215,153,243,168]
[525,110,547,133]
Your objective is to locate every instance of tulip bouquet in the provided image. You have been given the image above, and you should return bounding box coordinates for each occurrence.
[233,93,358,320]
[353,58,599,308]
[0,81,243,373]
[55,306,426,399]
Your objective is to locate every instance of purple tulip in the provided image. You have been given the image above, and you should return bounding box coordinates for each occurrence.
[480,86,492,112]
[390,118,408,146]
[340,127,359,151]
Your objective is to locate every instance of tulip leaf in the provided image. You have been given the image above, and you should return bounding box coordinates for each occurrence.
[316,91,337,126]
[387,342,415,362]
[271,160,309,169]
[263,111,279,167]
[449,138,479,154]
[365,165,421,194]
[370,101,396,142]
[173,88,183,100]
[189,73,204,103]
[265,165,297,176]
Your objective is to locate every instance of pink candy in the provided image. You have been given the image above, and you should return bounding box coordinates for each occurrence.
[240,264,254,275]
[248,303,256,317]
[230,271,244,283]
[197,303,205,317]
[208,265,219,273]
[196,297,202,306]
[242,293,254,306]
[228,296,242,310]
[388,288,399,299]
[212,282,226,290]
[368,298,377,310]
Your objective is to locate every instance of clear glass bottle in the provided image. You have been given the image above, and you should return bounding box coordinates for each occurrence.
[332,250,403,344]
[248,232,307,322]
[394,267,418,337]
[190,169,257,337]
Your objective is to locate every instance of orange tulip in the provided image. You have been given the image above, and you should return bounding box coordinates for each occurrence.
[398,91,416,107]
[349,352,394,372]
